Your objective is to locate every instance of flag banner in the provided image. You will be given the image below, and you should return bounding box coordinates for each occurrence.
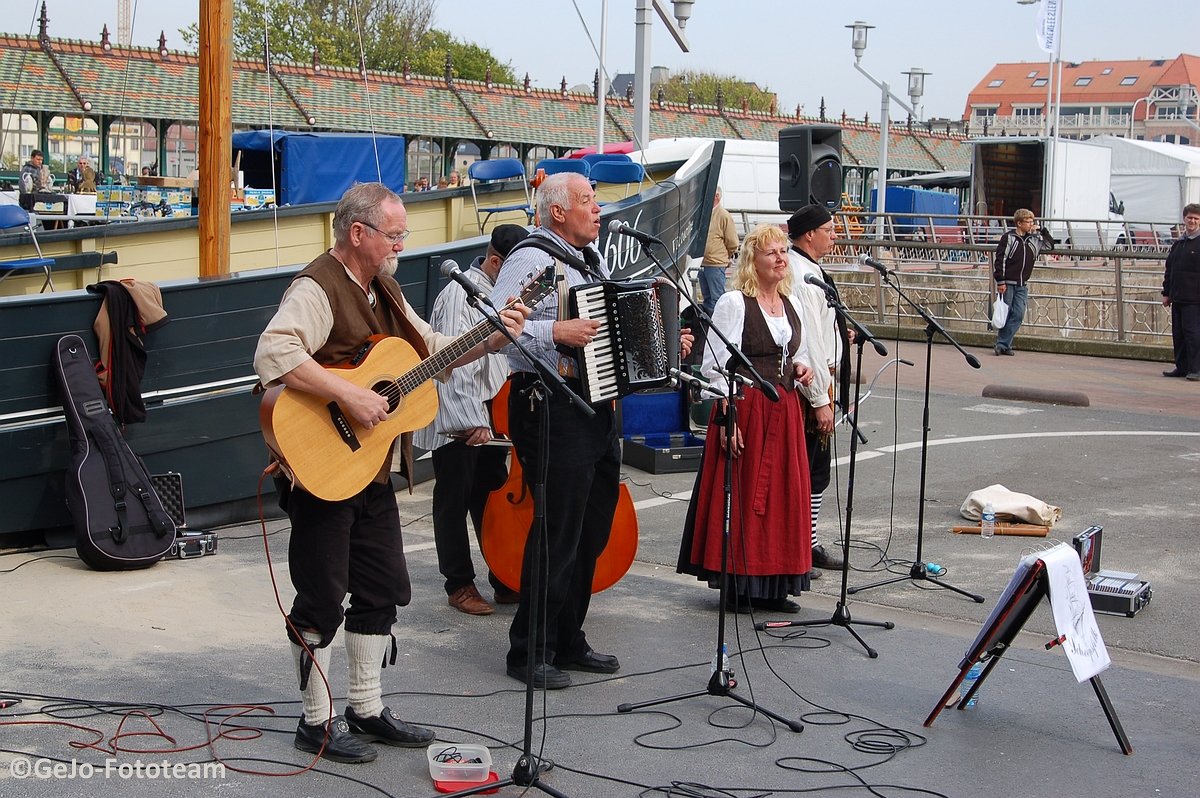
[1036,0,1060,56]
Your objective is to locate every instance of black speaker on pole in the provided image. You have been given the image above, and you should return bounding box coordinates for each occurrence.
[778,124,843,212]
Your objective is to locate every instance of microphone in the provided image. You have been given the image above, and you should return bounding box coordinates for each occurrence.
[440,260,494,308]
[804,272,837,296]
[608,219,662,246]
[858,253,892,275]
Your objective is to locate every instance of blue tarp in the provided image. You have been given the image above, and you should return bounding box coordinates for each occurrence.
[869,185,960,232]
[231,131,406,206]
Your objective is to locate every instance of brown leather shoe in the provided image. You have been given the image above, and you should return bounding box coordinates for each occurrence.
[493,585,520,604]
[448,584,493,615]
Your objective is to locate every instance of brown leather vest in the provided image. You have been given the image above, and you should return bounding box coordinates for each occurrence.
[740,293,802,391]
[297,252,430,366]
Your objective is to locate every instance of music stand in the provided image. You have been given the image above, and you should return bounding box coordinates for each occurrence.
[848,272,985,605]
[754,290,893,658]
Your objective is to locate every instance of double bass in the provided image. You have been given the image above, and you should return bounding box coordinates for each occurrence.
[480,379,638,593]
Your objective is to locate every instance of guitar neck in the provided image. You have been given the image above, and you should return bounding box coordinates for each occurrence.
[395,316,495,396]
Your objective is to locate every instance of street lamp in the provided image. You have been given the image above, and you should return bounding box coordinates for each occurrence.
[903,67,930,119]
[846,21,928,239]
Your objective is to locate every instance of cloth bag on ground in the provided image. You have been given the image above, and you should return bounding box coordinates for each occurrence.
[990,293,1008,329]
[960,484,1061,527]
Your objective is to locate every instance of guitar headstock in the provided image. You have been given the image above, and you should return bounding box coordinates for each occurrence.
[512,268,557,311]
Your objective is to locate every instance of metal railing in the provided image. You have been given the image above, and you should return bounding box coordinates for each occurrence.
[721,209,1172,350]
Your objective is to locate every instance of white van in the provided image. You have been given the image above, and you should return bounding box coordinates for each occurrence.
[633,138,787,236]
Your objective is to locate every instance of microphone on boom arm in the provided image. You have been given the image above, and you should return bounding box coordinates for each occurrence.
[440,259,495,308]
[608,219,663,247]
[857,253,893,276]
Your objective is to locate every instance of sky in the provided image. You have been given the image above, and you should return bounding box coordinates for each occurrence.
[16,0,1188,123]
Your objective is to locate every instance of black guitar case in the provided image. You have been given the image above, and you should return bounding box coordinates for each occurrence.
[54,334,176,570]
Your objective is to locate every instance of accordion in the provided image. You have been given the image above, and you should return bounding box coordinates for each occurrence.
[569,279,680,403]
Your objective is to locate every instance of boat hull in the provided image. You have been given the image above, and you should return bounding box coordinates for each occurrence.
[0,143,724,543]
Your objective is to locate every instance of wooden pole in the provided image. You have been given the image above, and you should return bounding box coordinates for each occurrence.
[198,0,232,277]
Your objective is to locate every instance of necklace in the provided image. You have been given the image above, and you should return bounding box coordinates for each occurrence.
[759,293,783,316]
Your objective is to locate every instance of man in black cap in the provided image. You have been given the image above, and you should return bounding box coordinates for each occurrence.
[786,204,848,574]
[415,224,530,615]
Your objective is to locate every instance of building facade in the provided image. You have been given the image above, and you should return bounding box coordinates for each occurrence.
[963,54,1200,146]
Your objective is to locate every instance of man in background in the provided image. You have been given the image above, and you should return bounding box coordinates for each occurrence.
[1162,203,1200,380]
[699,187,738,317]
[992,208,1054,356]
[415,224,528,615]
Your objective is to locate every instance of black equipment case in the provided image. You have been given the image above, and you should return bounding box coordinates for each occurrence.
[54,334,176,570]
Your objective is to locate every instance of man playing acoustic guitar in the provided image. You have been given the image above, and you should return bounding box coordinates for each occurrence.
[254,182,528,764]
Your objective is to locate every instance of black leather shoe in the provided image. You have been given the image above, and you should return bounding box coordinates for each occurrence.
[724,594,752,614]
[750,596,801,613]
[811,544,845,570]
[806,569,822,581]
[559,649,620,674]
[1163,369,1185,377]
[344,706,434,748]
[506,662,571,689]
[294,715,378,763]
[1188,373,1200,381]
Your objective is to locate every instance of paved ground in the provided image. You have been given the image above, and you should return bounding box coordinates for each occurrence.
[2,343,1198,797]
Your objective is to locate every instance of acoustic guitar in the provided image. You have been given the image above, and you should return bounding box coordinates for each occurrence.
[260,270,554,502]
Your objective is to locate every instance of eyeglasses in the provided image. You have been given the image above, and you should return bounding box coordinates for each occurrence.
[358,219,410,245]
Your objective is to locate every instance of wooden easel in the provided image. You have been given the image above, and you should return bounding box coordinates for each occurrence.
[924,559,1134,755]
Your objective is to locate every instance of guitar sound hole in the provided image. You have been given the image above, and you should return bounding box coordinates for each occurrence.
[371,381,401,413]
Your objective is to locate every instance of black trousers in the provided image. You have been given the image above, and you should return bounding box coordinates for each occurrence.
[431,439,509,595]
[1171,302,1200,375]
[505,373,620,669]
[805,424,832,496]
[286,480,408,643]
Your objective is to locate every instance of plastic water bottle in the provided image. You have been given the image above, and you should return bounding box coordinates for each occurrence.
[980,502,996,539]
[960,662,984,708]
[710,644,730,675]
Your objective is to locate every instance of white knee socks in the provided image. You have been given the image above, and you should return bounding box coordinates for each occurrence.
[345,631,388,719]
[292,630,332,725]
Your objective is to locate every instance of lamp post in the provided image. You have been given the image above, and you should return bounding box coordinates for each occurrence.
[632,0,692,149]
[847,21,928,239]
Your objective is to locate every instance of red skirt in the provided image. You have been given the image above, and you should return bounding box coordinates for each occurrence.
[685,387,813,579]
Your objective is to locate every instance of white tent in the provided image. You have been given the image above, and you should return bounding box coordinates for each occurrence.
[1091,135,1200,224]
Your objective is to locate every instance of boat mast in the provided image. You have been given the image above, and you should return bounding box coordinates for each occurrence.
[198,0,232,277]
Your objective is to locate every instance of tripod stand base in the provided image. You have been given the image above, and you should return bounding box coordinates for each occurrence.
[849,562,985,603]
[755,602,893,658]
[439,756,563,798]
[617,670,804,733]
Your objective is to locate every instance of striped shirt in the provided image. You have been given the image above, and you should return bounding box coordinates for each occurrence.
[413,257,508,451]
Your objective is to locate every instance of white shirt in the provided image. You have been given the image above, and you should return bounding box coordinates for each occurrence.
[700,290,811,397]
[786,249,836,409]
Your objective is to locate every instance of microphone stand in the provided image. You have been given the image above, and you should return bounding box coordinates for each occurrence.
[614,236,800,732]
[754,287,893,658]
[439,292,591,798]
[847,272,985,605]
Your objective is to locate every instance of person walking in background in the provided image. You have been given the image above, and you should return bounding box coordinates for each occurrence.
[992,208,1054,356]
[699,187,739,317]
[1162,203,1200,381]
[414,224,529,615]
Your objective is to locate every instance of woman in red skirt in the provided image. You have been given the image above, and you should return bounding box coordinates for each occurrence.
[679,224,815,614]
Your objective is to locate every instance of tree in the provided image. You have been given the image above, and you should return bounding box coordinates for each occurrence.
[659,70,777,113]
[179,0,512,83]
